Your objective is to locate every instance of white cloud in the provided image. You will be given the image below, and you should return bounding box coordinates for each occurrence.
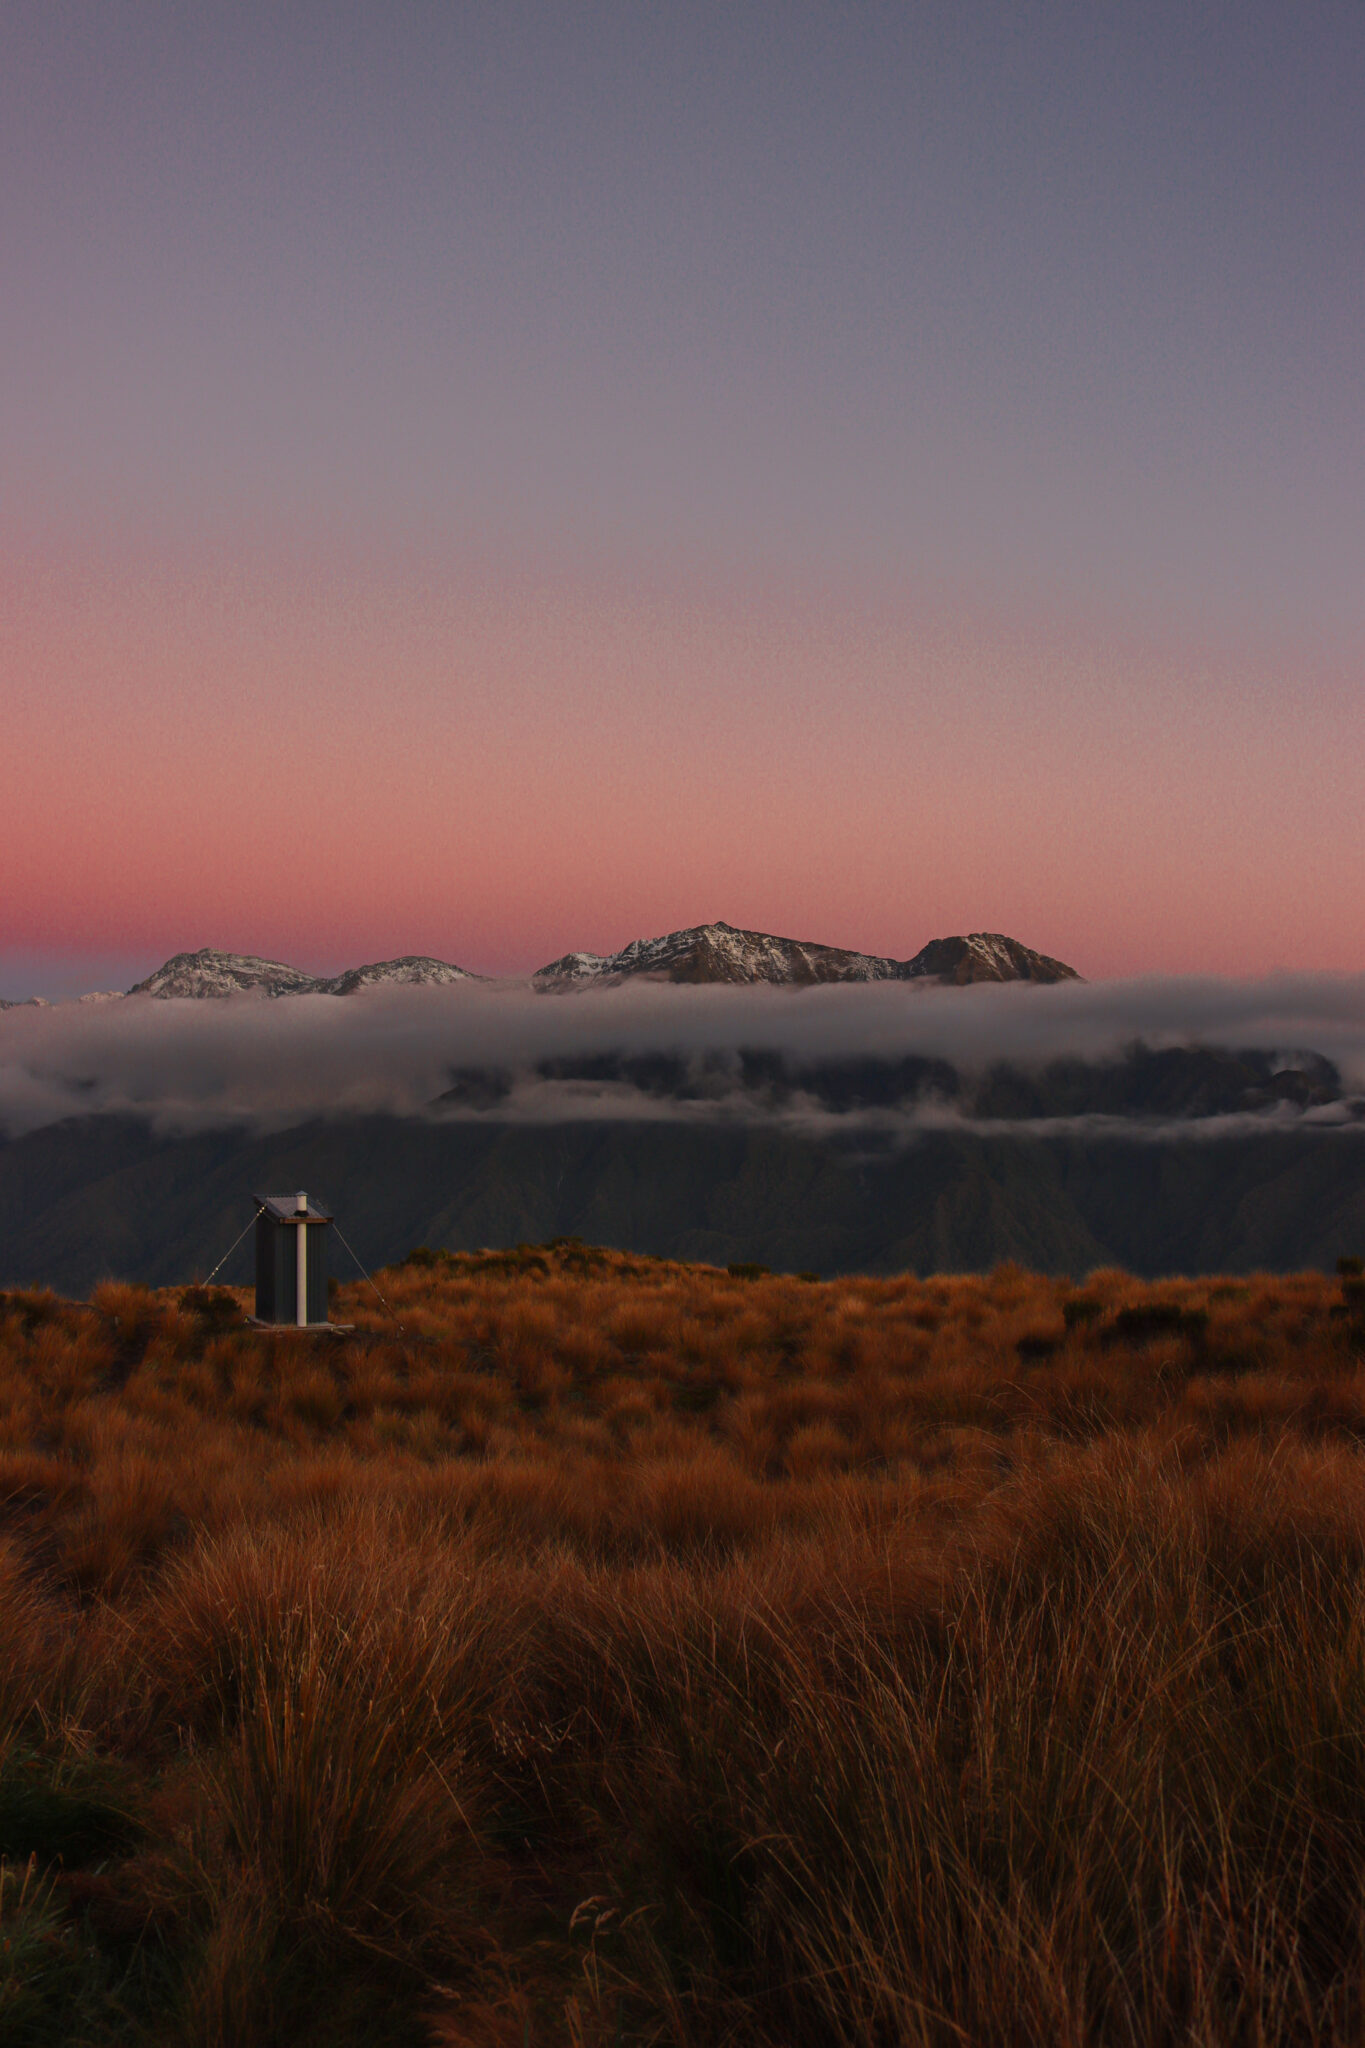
[0,974,1362,1139]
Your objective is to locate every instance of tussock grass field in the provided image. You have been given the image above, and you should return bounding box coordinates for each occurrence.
[1,1242,1365,2044]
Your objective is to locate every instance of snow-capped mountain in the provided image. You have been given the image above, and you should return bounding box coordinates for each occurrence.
[533,922,900,990]
[533,922,1079,990]
[319,956,480,996]
[123,948,481,999]
[126,950,325,998]
[899,933,1080,985]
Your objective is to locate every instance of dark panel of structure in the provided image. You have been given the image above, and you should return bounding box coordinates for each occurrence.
[253,1192,332,1324]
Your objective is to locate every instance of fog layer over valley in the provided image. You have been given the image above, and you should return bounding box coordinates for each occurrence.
[2,976,1363,1140]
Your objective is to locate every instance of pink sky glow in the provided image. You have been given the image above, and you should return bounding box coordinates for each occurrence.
[2,538,1358,992]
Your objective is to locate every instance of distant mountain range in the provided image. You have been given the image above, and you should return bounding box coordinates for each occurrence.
[0,925,1080,1006]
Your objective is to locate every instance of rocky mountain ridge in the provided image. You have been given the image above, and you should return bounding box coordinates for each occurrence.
[2,926,1080,1005]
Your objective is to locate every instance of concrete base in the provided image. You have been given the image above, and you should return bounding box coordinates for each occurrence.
[246,1318,356,1335]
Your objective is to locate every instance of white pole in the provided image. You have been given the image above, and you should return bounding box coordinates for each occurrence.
[295,1191,308,1325]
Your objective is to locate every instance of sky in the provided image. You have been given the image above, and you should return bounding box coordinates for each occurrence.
[2,1,1361,999]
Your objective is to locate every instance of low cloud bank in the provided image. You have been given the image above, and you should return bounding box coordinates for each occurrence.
[0,976,1363,1140]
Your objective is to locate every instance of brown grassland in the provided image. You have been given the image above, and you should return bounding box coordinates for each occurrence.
[1,1241,1365,2044]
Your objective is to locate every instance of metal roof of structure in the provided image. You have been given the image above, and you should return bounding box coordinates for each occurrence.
[254,1192,334,1223]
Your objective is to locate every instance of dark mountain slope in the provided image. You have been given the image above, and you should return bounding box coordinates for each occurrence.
[2,1115,1362,1295]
